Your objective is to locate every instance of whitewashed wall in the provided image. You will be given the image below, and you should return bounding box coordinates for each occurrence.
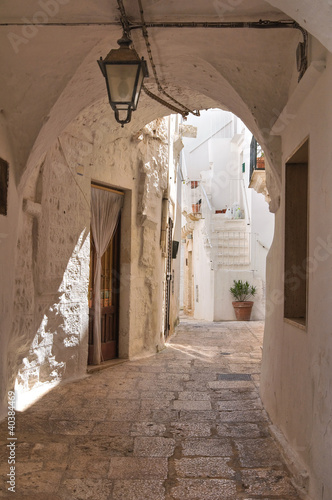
[261,51,332,500]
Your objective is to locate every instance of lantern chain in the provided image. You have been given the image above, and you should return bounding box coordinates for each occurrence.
[141,84,190,116]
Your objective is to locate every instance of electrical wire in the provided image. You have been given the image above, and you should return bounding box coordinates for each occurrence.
[137,0,200,117]
[117,0,199,118]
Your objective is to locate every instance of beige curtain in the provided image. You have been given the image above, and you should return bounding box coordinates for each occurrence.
[90,187,123,365]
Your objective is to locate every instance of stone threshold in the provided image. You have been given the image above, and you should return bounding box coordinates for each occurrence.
[87,358,128,374]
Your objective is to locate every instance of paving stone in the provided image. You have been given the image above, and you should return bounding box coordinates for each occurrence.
[49,408,108,421]
[64,455,110,478]
[190,372,219,381]
[15,415,52,434]
[49,419,95,435]
[138,380,184,391]
[105,409,152,421]
[184,381,209,391]
[112,480,165,500]
[108,457,168,479]
[174,457,234,478]
[130,422,167,437]
[173,400,212,411]
[15,470,63,494]
[218,410,266,422]
[217,399,262,411]
[133,437,175,457]
[209,380,255,390]
[58,478,113,500]
[139,391,176,400]
[30,441,70,461]
[241,469,300,497]
[170,422,212,438]
[236,438,283,468]
[141,398,172,410]
[6,460,44,475]
[211,389,258,401]
[104,391,139,400]
[91,421,131,436]
[178,391,210,401]
[72,435,134,457]
[216,422,265,438]
[150,409,180,423]
[182,438,232,457]
[170,479,237,499]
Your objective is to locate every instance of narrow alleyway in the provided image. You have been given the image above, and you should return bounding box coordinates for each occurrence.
[1,319,301,500]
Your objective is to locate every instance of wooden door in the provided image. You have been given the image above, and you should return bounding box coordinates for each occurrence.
[164,218,173,338]
[88,219,121,364]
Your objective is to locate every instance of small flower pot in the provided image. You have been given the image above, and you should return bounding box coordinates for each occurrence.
[232,301,254,321]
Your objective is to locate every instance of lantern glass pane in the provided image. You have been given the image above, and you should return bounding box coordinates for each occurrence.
[133,66,144,109]
[106,64,138,103]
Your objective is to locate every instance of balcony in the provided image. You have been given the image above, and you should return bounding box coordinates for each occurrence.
[183,180,203,221]
[249,136,270,203]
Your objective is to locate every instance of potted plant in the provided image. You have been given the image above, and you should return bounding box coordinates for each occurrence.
[230,280,256,321]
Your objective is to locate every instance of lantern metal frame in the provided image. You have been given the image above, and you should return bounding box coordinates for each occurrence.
[98,33,149,126]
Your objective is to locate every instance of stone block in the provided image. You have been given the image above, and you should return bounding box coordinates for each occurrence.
[59,478,113,500]
[235,438,283,468]
[241,469,300,497]
[108,457,168,479]
[178,391,210,401]
[112,480,165,500]
[133,437,175,457]
[217,399,262,411]
[170,479,237,499]
[218,410,266,423]
[170,422,212,438]
[175,457,234,478]
[173,400,212,411]
[130,422,167,437]
[182,438,232,457]
[216,422,265,438]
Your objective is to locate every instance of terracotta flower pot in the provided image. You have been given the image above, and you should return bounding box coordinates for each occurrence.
[232,301,254,321]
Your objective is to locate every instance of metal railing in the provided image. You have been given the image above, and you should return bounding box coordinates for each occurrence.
[183,180,202,215]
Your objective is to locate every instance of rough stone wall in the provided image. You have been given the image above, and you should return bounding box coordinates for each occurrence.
[5,113,171,408]
[132,118,169,355]
[9,140,91,400]
[0,114,21,419]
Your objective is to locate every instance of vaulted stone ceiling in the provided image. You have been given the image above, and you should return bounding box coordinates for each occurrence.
[0,0,330,190]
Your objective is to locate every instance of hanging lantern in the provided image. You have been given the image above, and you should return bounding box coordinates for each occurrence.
[98,33,149,126]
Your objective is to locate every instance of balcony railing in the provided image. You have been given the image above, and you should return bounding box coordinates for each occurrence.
[250,136,265,183]
[183,180,202,216]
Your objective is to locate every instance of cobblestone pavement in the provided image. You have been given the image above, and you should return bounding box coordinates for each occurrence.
[0,319,301,499]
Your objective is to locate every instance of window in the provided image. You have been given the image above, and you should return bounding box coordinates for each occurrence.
[0,158,9,216]
[284,140,309,327]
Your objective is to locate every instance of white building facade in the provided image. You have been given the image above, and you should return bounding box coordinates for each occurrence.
[181,109,274,321]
